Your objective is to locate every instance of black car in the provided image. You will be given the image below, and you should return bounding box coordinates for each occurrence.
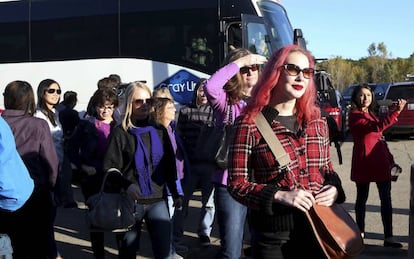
[315,71,348,164]
[315,72,348,138]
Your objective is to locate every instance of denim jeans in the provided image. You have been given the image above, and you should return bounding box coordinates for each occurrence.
[116,200,171,259]
[214,183,247,259]
[58,155,76,206]
[167,195,185,254]
[183,163,216,237]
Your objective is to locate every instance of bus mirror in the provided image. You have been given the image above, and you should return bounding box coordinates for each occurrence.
[293,28,306,50]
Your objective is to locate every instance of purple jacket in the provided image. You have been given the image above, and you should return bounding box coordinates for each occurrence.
[204,62,247,185]
[2,110,59,189]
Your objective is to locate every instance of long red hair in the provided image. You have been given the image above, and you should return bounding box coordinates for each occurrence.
[244,45,320,125]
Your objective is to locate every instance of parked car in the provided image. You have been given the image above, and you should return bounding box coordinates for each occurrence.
[314,71,348,164]
[380,81,414,139]
[315,71,349,139]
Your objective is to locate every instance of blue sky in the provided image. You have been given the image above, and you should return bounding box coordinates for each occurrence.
[282,1,414,60]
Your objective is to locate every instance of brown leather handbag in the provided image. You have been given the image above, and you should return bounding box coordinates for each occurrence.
[305,204,364,258]
[254,112,364,259]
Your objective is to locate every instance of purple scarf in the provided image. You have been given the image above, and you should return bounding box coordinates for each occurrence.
[129,126,163,197]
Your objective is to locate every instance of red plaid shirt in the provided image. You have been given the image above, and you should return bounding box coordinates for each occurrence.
[228,107,341,215]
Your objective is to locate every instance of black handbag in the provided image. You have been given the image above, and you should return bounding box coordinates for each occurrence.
[214,124,234,169]
[86,169,135,232]
[195,102,233,169]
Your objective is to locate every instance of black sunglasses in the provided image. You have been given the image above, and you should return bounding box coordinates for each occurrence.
[46,88,62,94]
[282,64,315,79]
[134,98,152,106]
[240,64,259,74]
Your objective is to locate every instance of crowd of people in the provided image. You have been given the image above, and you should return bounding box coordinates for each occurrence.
[0,45,408,259]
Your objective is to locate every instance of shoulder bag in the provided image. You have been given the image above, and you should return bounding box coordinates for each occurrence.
[254,111,364,259]
[86,168,135,232]
[195,101,234,169]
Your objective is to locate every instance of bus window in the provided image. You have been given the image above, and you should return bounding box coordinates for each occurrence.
[183,29,214,67]
[246,23,270,57]
[241,14,271,58]
[31,0,118,61]
[120,7,218,73]
[227,23,242,52]
[0,1,29,63]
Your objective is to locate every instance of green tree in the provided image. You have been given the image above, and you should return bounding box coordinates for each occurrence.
[366,42,389,82]
[325,57,353,91]
[317,43,414,94]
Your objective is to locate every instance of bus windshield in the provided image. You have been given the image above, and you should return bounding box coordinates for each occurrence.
[258,1,294,53]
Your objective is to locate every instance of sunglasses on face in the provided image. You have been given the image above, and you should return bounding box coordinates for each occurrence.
[134,98,152,106]
[240,64,259,74]
[282,64,315,79]
[46,88,62,94]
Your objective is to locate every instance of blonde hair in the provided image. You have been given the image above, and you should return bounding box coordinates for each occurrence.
[121,81,152,131]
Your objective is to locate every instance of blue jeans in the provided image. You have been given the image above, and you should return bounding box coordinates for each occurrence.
[116,200,171,259]
[183,163,215,237]
[198,188,215,237]
[214,183,247,259]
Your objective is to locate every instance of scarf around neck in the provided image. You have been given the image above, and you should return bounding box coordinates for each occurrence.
[129,126,163,197]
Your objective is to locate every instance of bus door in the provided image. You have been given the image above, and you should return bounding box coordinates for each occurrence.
[241,14,271,58]
[222,16,271,59]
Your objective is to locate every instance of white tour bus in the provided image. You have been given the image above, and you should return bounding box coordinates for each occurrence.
[0,0,306,111]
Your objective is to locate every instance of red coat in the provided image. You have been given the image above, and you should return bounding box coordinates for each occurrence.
[348,110,399,184]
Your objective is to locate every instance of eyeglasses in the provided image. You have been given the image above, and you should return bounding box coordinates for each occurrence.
[46,88,62,94]
[240,64,259,74]
[282,64,315,79]
[134,98,152,106]
[98,105,114,111]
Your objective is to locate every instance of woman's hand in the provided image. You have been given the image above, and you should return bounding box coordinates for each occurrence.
[126,184,140,200]
[233,54,267,68]
[274,189,315,212]
[314,185,338,206]
[395,99,407,113]
[173,196,183,209]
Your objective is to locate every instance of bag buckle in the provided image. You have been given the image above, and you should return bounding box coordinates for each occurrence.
[280,164,290,173]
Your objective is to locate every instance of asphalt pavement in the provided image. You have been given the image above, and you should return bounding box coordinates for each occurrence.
[54,134,414,258]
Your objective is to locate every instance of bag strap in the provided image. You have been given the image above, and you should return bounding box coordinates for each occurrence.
[99,168,122,193]
[254,111,291,169]
[226,99,233,126]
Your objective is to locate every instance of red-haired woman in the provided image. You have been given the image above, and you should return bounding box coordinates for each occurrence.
[227,45,346,258]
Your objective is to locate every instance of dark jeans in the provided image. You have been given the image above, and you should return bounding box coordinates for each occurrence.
[355,181,393,238]
[82,173,105,259]
[116,200,171,259]
[183,163,215,237]
[250,212,326,259]
[0,188,51,258]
